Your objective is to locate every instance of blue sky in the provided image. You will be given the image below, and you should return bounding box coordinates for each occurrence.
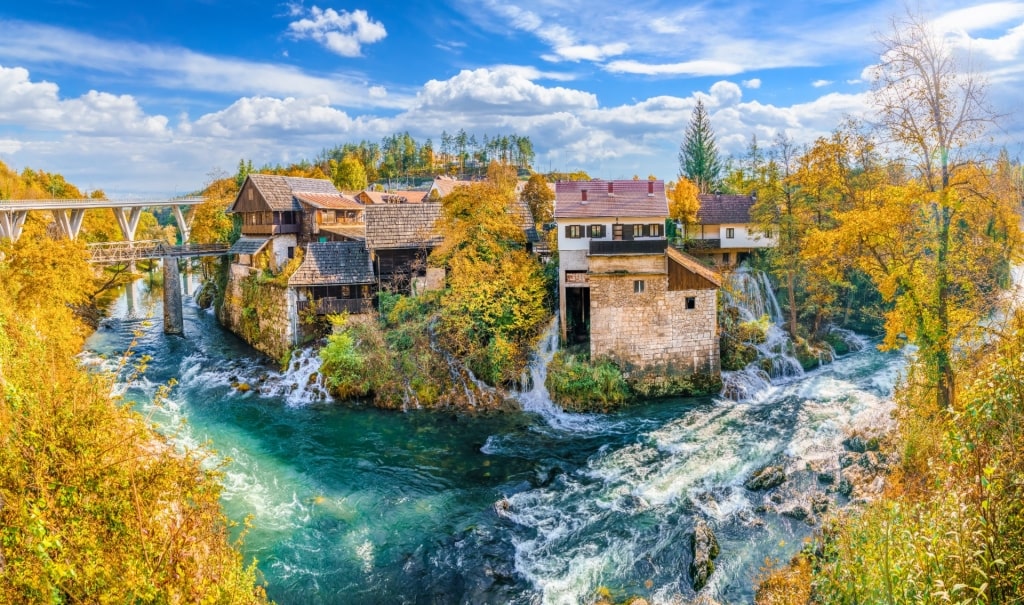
[1,0,1023,196]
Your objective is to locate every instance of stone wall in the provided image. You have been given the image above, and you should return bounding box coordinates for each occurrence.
[219,263,295,361]
[590,271,719,374]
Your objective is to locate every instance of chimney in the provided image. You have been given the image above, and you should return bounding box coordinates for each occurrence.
[581,189,588,203]
[647,181,654,196]
[608,182,614,194]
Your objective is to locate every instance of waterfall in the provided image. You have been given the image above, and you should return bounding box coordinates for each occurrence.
[513,318,606,432]
[720,269,805,402]
[260,348,332,406]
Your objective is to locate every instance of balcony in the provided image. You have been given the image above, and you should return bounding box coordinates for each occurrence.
[241,224,300,235]
[588,239,667,256]
[297,297,374,315]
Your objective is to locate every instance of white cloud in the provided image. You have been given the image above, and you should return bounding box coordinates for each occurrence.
[0,20,409,110]
[742,78,762,89]
[0,66,169,137]
[287,7,387,58]
[0,139,22,154]
[484,2,628,62]
[812,79,833,88]
[188,95,362,137]
[605,59,745,76]
[415,66,597,114]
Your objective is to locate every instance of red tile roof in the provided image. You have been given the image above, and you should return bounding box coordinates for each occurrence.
[554,180,668,219]
[696,194,756,225]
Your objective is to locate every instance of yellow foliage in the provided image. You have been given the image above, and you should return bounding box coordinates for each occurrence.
[666,177,700,227]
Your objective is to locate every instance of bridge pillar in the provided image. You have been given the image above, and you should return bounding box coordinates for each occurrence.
[162,257,184,335]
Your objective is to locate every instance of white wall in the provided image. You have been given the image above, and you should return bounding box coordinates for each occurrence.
[556,216,666,252]
[270,234,297,269]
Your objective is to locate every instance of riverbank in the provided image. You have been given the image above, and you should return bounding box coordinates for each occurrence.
[80,278,907,603]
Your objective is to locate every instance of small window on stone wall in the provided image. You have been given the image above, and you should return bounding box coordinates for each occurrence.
[686,296,696,309]
[634,280,645,294]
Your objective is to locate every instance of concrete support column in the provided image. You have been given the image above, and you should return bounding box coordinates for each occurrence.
[163,257,184,335]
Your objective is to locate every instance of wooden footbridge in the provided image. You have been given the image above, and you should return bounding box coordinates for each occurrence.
[0,197,231,335]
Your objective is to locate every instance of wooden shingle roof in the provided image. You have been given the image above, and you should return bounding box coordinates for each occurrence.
[555,180,668,219]
[364,203,443,250]
[246,174,341,211]
[696,194,756,225]
[295,192,364,210]
[288,242,374,286]
[228,237,270,255]
[667,246,722,287]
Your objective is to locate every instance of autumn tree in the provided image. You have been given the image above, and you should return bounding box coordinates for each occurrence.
[432,182,547,384]
[679,99,722,194]
[330,154,368,191]
[666,177,701,233]
[521,173,554,226]
[805,12,1015,412]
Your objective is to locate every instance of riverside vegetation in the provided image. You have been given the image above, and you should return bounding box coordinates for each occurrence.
[0,167,268,602]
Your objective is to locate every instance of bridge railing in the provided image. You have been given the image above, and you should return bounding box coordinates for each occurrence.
[87,240,230,263]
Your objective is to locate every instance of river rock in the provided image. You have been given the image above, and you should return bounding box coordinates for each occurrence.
[810,492,830,515]
[690,519,720,591]
[780,503,814,524]
[744,465,786,491]
[842,435,868,453]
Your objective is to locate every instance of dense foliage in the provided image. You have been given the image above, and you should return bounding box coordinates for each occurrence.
[0,185,267,602]
[432,166,550,385]
[544,351,631,412]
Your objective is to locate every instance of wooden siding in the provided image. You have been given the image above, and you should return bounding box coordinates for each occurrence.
[668,255,717,291]
[231,180,272,213]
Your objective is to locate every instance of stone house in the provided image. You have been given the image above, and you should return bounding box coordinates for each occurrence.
[685,193,775,266]
[555,179,722,373]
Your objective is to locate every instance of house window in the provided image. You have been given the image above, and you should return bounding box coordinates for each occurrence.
[589,224,606,238]
[247,189,253,201]
[566,224,583,238]
[633,224,645,237]
[726,227,735,239]
[649,223,663,237]
[634,280,645,294]
[613,223,624,240]
[764,228,773,238]
[287,246,295,259]
[686,296,696,310]
[723,252,731,264]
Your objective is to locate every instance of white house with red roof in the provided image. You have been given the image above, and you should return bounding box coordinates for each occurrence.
[685,193,776,265]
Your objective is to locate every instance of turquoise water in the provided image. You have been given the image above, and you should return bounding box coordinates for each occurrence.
[83,280,903,604]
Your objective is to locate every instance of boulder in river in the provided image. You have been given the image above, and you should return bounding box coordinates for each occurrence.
[690,519,720,591]
[744,465,786,491]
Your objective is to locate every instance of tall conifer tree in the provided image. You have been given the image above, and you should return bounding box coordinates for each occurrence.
[678,100,722,194]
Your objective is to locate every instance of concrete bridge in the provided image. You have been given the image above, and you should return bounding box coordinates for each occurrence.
[0,197,228,336]
[0,197,204,244]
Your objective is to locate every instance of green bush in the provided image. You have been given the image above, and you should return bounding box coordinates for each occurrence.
[545,352,631,412]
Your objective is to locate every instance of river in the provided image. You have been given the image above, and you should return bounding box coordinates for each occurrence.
[82,277,905,604]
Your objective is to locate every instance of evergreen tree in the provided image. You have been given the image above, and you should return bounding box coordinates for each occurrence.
[678,100,722,194]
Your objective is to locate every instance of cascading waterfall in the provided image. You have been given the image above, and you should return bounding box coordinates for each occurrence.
[258,348,332,406]
[720,269,806,401]
[510,318,607,433]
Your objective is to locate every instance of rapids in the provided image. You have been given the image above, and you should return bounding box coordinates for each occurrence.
[83,275,904,604]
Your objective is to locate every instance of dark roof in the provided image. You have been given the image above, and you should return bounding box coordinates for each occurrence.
[228,237,269,255]
[247,174,341,211]
[319,224,366,241]
[667,247,722,287]
[696,194,756,225]
[364,202,443,250]
[510,197,539,243]
[555,180,668,219]
[295,192,364,210]
[289,242,374,286]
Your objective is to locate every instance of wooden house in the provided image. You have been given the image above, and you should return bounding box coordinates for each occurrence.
[227,174,365,267]
[289,242,376,316]
[364,203,444,292]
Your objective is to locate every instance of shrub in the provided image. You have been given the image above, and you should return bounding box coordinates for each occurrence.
[545,352,631,412]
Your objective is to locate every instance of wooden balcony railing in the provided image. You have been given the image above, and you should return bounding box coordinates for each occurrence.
[297,298,374,315]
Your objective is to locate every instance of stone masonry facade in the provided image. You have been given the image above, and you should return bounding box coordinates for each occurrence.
[588,255,719,374]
